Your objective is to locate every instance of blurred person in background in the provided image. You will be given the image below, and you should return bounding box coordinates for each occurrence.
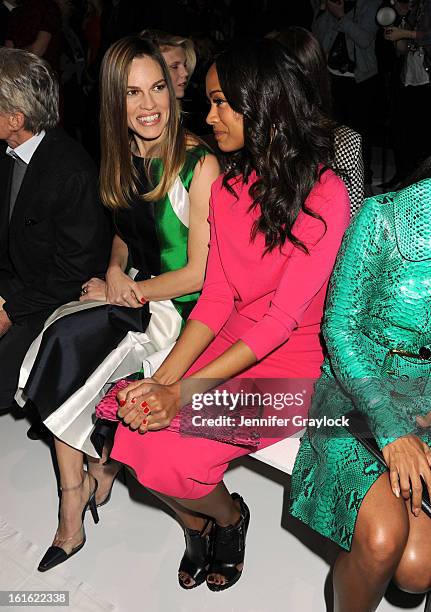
[140,29,196,100]
[5,0,62,73]
[384,0,431,185]
[311,0,381,190]
[83,0,103,71]
[0,0,18,46]
[55,0,87,141]
[268,27,364,215]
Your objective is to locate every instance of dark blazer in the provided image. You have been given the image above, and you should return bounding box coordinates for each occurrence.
[0,128,112,323]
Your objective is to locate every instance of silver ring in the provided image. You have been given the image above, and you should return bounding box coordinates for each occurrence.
[81,286,88,295]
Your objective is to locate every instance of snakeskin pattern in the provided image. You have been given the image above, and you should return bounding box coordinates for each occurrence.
[334,125,364,217]
[290,178,431,550]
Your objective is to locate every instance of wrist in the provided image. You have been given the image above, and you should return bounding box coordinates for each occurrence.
[153,368,181,386]
[106,265,123,277]
[135,280,149,303]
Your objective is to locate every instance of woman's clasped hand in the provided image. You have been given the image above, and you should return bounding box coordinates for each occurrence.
[79,277,107,302]
[116,379,181,433]
[79,270,147,307]
[104,266,146,307]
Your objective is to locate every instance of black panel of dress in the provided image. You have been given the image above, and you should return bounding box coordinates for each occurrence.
[114,157,161,281]
[24,160,163,419]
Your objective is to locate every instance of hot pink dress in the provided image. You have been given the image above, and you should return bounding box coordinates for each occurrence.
[110,170,350,498]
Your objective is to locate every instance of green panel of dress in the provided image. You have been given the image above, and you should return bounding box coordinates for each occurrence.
[151,146,208,324]
[290,179,431,551]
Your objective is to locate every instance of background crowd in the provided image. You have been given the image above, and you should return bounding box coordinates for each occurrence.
[1,0,430,187]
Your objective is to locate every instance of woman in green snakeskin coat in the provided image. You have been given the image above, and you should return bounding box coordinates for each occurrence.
[290,172,431,611]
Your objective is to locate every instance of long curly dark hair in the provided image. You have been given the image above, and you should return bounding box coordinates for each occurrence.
[215,39,336,253]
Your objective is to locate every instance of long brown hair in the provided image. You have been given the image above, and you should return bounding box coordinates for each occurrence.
[100,36,186,209]
[216,39,335,254]
[266,27,332,115]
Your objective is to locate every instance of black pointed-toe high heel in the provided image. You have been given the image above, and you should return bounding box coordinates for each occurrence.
[206,493,250,592]
[178,519,213,590]
[38,472,99,572]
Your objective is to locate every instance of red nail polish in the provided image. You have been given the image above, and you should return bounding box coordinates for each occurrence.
[140,298,146,304]
[131,397,136,404]
[143,406,150,414]
[140,401,147,408]
[143,419,147,425]
[119,400,126,406]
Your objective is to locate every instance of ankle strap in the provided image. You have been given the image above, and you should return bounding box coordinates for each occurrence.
[60,472,86,492]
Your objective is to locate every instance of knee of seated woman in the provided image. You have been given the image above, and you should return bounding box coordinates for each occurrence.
[394,561,431,595]
[355,520,409,569]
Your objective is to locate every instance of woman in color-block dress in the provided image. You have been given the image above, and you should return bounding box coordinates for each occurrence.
[24,36,220,573]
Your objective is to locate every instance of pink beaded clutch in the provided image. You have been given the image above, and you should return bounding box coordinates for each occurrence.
[95,379,131,421]
[95,379,263,449]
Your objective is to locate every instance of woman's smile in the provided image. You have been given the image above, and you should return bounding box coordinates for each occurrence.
[127,55,170,153]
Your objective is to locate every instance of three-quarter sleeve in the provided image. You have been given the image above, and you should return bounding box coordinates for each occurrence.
[240,172,350,361]
[322,196,416,449]
[188,190,234,335]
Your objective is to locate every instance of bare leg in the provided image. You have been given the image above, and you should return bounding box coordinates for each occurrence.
[147,482,241,588]
[394,501,431,594]
[147,488,212,588]
[87,443,121,506]
[51,438,95,554]
[174,482,241,527]
[333,472,410,612]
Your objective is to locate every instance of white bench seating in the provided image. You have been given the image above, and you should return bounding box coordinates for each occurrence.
[251,435,302,474]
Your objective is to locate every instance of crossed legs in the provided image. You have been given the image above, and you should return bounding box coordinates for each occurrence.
[333,472,431,612]
[50,438,120,553]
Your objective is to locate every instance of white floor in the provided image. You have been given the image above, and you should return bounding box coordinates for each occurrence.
[0,414,425,612]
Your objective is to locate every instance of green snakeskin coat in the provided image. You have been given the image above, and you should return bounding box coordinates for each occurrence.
[290,178,431,550]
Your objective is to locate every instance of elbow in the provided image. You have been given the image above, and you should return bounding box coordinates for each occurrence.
[189,278,204,293]
[186,265,206,293]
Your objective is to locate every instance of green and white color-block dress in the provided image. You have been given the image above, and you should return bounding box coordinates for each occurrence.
[15,146,209,456]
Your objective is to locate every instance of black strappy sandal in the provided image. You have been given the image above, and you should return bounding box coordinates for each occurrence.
[178,519,213,590]
[206,493,250,592]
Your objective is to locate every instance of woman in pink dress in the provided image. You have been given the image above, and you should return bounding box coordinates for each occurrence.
[113,39,350,591]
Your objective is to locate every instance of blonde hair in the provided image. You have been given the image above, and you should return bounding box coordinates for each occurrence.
[140,29,196,78]
[99,36,186,210]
